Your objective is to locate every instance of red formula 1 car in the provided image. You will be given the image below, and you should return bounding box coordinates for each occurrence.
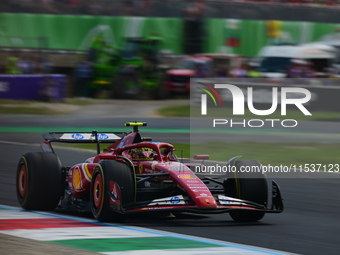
[16,122,283,222]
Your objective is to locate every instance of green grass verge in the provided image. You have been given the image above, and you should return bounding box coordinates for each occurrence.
[157,105,191,117]
[0,99,95,115]
[189,142,340,165]
[54,142,340,166]
[158,105,340,121]
[0,99,32,105]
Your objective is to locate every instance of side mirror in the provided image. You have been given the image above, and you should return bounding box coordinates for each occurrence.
[194,155,209,160]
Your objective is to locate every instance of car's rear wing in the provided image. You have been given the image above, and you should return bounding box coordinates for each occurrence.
[43,131,126,143]
[42,131,126,154]
[41,123,150,154]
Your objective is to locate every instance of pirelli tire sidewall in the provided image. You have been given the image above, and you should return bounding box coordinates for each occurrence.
[90,160,134,222]
[16,152,63,211]
[227,160,268,222]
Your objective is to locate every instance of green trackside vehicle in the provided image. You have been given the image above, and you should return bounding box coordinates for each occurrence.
[89,36,120,91]
[90,36,167,99]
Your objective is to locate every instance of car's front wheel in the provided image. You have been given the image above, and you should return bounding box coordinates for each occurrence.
[90,160,134,222]
[225,160,268,222]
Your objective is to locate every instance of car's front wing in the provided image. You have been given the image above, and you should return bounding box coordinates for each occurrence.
[120,180,283,214]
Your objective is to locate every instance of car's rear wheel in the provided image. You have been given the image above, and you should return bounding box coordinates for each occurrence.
[90,160,134,222]
[225,160,268,222]
[16,152,63,211]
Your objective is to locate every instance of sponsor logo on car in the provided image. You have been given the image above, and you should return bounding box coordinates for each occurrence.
[144,168,156,173]
[192,188,210,192]
[147,195,185,206]
[118,136,126,148]
[97,133,109,140]
[72,134,84,140]
[186,179,201,184]
[151,163,172,170]
[178,174,197,180]
[195,193,211,199]
[169,166,183,171]
[170,196,181,204]
[144,181,151,188]
[218,195,242,205]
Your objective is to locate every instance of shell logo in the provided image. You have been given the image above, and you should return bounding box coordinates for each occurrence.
[73,168,82,190]
[178,174,196,179]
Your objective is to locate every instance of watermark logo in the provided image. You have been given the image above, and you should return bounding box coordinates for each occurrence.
[199,83,223,115]
[201,84,311,116]
[199,83,312,128]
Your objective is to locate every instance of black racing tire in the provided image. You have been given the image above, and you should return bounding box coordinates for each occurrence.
[90,160,134,222]
[16,152,63,211]
[226,160,268,222]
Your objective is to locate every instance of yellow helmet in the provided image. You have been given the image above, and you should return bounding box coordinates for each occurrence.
[131,147,154,161]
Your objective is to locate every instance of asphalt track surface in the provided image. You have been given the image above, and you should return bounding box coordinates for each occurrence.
[1,101,340,255]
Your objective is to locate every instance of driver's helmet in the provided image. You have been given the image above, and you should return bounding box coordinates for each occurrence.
[131,147,154,161]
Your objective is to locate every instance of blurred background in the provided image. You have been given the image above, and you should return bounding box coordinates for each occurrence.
[1,3,340,255]
[1,0,340,101]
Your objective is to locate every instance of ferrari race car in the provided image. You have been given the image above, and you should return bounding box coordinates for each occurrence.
[16,122,283,222]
